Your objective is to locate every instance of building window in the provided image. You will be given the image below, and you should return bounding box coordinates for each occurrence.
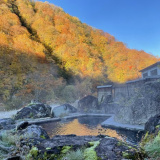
[143,72,148,78]
[150,69,157,76]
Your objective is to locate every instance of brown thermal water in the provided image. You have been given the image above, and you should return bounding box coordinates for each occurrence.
[40,116,143,144]
[41,117,122,140]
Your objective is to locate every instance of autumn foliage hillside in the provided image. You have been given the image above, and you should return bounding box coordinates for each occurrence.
[0,0,158,109]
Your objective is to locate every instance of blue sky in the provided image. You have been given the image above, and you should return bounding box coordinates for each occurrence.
[41,0,160,57]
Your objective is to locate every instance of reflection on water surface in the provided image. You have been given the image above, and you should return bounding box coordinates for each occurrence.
[40,116,142,144]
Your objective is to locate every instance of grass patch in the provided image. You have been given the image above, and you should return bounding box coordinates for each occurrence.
[61,146,72,154]
[61,141,100,160]
[0,129,25,146]
[1,130,18,145]
[0,149,8,160]
[61,148,84,160]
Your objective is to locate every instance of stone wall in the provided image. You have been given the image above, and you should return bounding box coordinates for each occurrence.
[114,80,160,124]
[113,77,160,102]
[100,78,160,125]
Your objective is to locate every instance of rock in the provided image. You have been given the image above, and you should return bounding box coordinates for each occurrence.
[96,137,143,160]
[101,101,120,114]
[6,156,22,160]
[0,118,15,126]
[71,100,79,108]
[14,103,52,120]
[78,95,99,113]
[16,121,29,130]
[0,118,15,130]
[52,104,77,117]
[144,113,160,133]
[20,135,144,160]
[43,135,99,149]
[18,125,49,139]
[20,135,100,157]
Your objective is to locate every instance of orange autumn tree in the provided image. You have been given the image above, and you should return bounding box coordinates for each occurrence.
[0,0,158,109]
[14,0,158,82]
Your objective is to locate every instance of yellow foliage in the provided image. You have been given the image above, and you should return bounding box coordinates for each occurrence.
[0,32,8,46]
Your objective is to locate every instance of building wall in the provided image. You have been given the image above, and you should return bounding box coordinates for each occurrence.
[142,65,160,78]
[98,77,160,103]
[113,77,160,101]
[97,87,112,103]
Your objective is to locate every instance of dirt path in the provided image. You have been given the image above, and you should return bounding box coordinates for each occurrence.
[0,103,60,119]
[0,110,18,119]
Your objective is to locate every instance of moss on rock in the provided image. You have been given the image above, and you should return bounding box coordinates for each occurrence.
[84,141,100,160]
[61,146,72,154]
[26,146,38,160]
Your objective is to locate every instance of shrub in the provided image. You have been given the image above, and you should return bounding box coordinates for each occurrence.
[25,146,39,160]
[4,98,24,110]
[140,132,155,148]
[144,132,160,158]
[1,130,24,145]
[61,85,78,103]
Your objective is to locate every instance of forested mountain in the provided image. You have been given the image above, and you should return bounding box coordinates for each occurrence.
[0,0,158,109]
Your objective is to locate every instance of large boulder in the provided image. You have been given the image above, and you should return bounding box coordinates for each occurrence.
[52,104,77,117]
[14,103,52,120]
[18,125,49,139]
[144,113,160,134]
[78,95,99,113]
[96,137,144,160]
